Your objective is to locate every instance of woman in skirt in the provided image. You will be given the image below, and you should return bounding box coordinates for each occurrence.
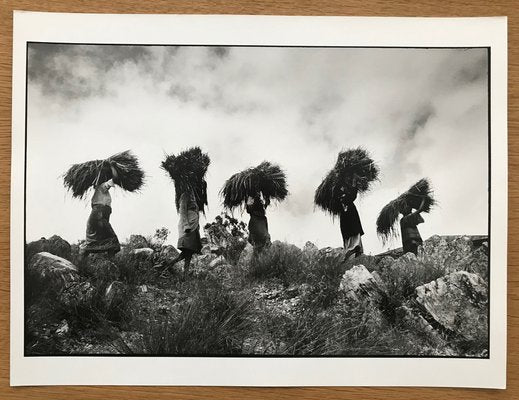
[399,197,426,255]
[339,186,364,260]
[246,194,271,254]
[80,166,121,259]
[161,187,202,278]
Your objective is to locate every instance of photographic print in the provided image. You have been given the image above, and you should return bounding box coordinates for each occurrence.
[24,42,490,357]
[11,13,507,387]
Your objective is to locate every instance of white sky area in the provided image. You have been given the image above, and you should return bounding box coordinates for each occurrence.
[26,45,488,254]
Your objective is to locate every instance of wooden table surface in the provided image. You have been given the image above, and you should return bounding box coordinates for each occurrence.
[0,1,516,398]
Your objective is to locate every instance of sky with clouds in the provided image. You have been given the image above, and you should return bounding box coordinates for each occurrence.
[26,44,489,254]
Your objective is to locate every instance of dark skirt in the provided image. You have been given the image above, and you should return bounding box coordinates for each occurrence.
[339,203,364,240]
[84,205,120,254]
[177,228,202,253]
[248,214,271,249]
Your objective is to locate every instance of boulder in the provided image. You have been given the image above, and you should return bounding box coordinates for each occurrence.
[419,235,488,276]
[26,235,72,262]
[159,245,180,261]
[131,247,154,257]
[27,252,79,297]
[338,264,384,302]
[126,234,149,250]
[396,305,448,348]
[303,241,318,254]
[415,271,488,341]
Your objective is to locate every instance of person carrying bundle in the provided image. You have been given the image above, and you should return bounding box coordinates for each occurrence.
[376,178,436,255]
[160,147,210,278]
[339,185,364,259]
[246,193,271,253]
[221,161,288,256]
[314,148,379,259]
[63,150,145,260]
[399,198,426,255]
[82,165,121,258]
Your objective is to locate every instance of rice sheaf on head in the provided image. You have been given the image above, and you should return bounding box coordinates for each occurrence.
[63,150,145,199]
[161,146,211,212]
[376,178,436,244]
[221,161,288,210]
[314,147,379,216]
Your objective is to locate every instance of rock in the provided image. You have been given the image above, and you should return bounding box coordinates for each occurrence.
[139,284,148,293]
[208,255,226,269]
[200,244,213,255]
[415,271,488,341]
[396,305,448,348]
[82,254,120,282]
[126,234,149,250]
[104,281,128,312]
[27,252,79,297]
[60,280,96,309]
[303,241,318,254]
[339,264,384,302]
[238,243,254,265]
[419,235,488,276]
[26,235,72,262]
[193,253,218,268]
[55,319,69,336]
[131,248,154,257]
[159,245,179,261]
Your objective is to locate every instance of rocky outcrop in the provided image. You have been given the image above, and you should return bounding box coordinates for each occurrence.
[339,265,385,302]
[26,235,72,262]
[419,235,489,278]
[415,271,488,341]
[27,252,79,297]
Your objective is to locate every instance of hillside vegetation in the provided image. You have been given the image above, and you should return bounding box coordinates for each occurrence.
[24,222,489,357]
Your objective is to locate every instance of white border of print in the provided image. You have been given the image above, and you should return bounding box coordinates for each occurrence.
[11,12,508,388]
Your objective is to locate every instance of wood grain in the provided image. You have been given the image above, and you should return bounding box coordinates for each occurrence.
[0,0,516,398]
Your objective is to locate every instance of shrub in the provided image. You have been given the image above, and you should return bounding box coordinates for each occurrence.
[377,255,445,323]
[146,227,170,251]
[114,251,157,286]
[248,242,305,284]
[301,253,349,308]
[204,213,248,265]
[141,281,253,355]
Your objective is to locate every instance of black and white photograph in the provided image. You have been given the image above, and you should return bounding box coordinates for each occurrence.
[23,42,490,358]
[11,12,507,387]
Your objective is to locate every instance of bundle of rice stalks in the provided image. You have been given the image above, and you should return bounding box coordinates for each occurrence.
[63,150,144,199]
[161,147,210,212]
[376,178,436,243]
[221,161,288,209]
[314,147,379,215]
